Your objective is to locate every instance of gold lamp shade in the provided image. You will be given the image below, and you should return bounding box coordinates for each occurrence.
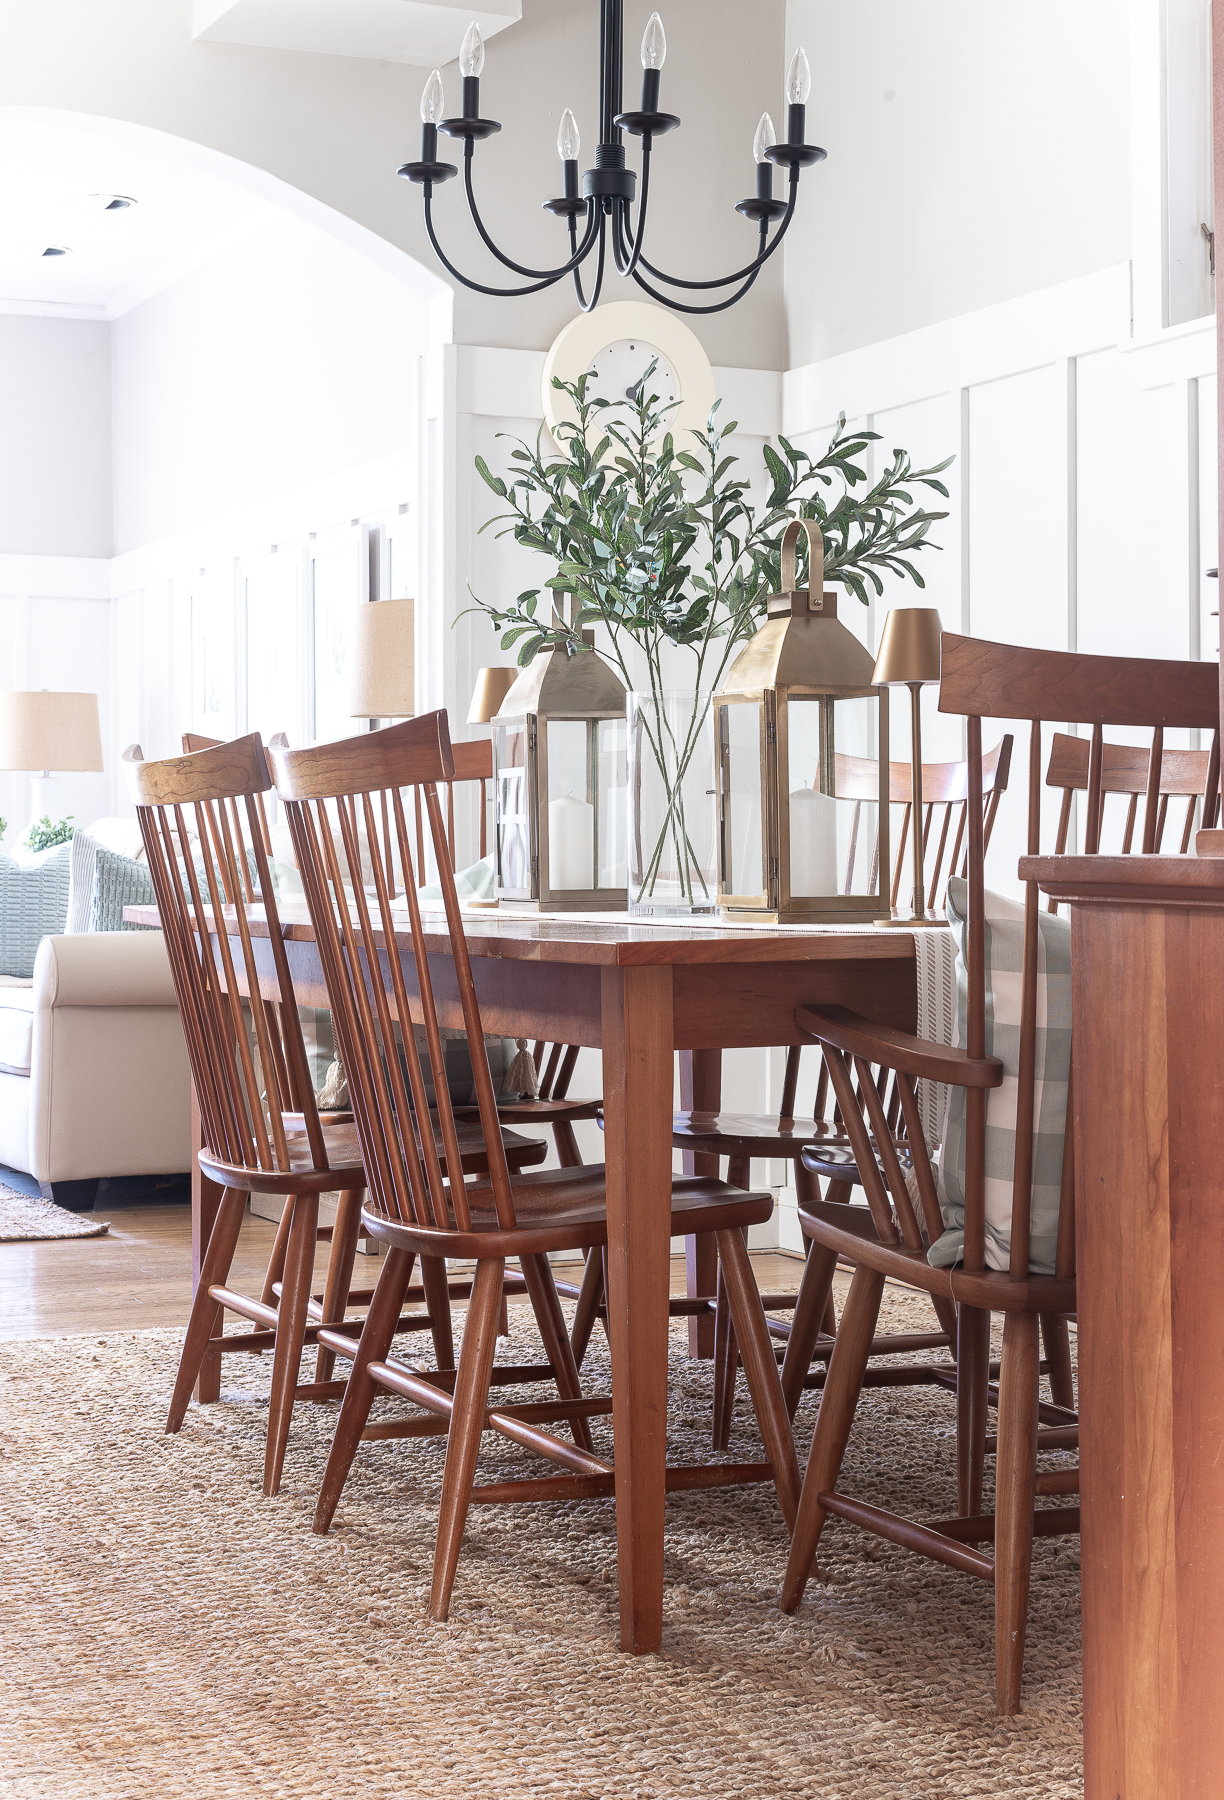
[0,691,104,772]
[871,607,943,687]
[349,599,415,719]
[467,666,518,725]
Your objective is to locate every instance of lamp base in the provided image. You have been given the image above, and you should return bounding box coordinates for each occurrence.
[27,773,59,838]
[873,912,947,929]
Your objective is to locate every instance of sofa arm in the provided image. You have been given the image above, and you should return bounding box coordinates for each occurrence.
[34,931,179,1009]
[29,933,191,1184]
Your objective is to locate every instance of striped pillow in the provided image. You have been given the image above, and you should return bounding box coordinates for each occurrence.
[926,876,1071,1276]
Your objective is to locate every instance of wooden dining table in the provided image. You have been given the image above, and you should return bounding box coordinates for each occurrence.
[134,898,918,1655]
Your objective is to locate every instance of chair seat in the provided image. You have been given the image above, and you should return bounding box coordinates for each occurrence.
[801,1141,906,1184]
[200,1116,548,1196]
[492,1096,604,1123]
[362,1169,774,1261]
[674,1111,853,1160]
[797,1196,1077,1315]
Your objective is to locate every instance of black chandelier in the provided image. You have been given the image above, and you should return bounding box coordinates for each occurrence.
[397,3,824,315]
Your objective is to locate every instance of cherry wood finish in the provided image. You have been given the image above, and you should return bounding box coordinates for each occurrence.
[269,714,799,1625]
[132,733,545,1493]
[133,874,919,1655]
[782,635,1221,1715]
[678,740,1013,1440]
[1027,850,1224,1800]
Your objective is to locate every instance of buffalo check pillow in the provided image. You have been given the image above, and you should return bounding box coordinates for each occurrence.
[926,876,1071,1276]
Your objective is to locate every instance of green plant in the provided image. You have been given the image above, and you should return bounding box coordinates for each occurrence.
[26,815,74,852]
[470,371,952,904]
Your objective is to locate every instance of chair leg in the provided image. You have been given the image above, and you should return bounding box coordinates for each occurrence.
[315,1186,364,1385]
[957,1304,991,1518]
[166,1186,247,1432]
[569,1247,605,1368]
[779,1240,838,1420]
[727,1154,751,1189]
[419,1253,455,1371]
[314,1246,415,1534]
[552,1119,583,1168]
[429,1256,505,1622]
[805,1173,854,1343]
[994,1310,1040,1716]
[264,1192,319,1497]
[1040,1313,1075,1411]
[780,1265,885,1613]
[498,1292,511,1337]
[519,1251,595,1454]
[711,1263,737,1451]
[260,1194,295,1309]
[717,1226,800,1530]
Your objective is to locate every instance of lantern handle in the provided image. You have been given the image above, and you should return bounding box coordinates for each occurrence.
[779,517,826,598]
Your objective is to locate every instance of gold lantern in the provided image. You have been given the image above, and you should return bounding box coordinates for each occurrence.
[713,518,890,923]
[491,638,628,912]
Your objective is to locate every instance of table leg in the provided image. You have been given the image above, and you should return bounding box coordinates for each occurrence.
[191,1082,225,1404]
[679,1048,722,1357]
[602,965,673,1655]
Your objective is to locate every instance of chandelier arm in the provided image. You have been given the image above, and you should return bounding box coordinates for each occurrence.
[422,189,578,298]
[462,145,600,279]
[630,221,769,315]
[572,211,609,314]
[613,138,652,278]
[635,180,797,291]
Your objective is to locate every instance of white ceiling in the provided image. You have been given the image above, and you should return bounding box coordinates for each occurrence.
[193,0,522,68]
[0,113,280,321]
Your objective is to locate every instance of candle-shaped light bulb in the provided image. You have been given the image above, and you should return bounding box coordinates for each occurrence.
[641,12,667,70]
[459,21,485,77]
[786,47,811,105]
[557,108,581,163]
[420,70,445,124]
[753,112,776,163]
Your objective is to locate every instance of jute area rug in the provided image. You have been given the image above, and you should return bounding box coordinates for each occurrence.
[0,1186,109,1242]
[0,1289,1082,1800]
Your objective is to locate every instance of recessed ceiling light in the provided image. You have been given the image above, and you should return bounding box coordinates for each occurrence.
[42,246,70,257]
[88,193,137,211]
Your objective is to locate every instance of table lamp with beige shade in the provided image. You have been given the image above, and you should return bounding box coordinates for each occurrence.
[870,607,945,926]
[348,598,415,726]
[0,690,104,834]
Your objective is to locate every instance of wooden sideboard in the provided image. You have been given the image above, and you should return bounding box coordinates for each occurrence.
[1023,851,1224,1800]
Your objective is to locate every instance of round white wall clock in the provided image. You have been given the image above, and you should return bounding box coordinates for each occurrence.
[541,301,716,447]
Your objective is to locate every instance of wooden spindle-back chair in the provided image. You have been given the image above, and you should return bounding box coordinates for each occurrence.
[781,635,1220,1714]
[269,712,801,1621]
[1045,730,1217,902]
[130,734,546,1496]
[674,736,1013,1446]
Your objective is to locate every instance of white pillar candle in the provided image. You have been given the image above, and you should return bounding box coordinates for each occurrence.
[548,793,594,891]
[788,786,840,896]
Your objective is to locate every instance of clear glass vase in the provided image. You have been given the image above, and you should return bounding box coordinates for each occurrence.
[627,690,718,917]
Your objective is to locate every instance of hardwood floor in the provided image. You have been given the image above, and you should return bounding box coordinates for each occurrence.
[0,1203,806,1340]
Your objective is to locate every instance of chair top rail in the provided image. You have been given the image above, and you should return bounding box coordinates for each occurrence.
[939,633,1219,731]
[125,733,273,809]
[1045,730,1211,798]
[833,736,1012,806]
[272,712,455,802]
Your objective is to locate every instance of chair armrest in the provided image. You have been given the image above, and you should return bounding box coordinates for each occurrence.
[795,1004,1003,1090]
[34,933,179,1009]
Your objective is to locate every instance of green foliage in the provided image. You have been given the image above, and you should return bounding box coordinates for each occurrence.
[465,369,951,905]
[466,367,951,695]
[26,815,74,852]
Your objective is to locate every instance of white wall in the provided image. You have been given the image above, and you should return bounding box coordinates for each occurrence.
[111,210,428,551]
[782,0,1133,365]
[0,316,112,556]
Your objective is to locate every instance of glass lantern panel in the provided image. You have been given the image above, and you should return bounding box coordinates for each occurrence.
[786,694,879,897]
[719,701,764,897]
[494,721,532,895]
[546,718,594,891]
[597,716,627,889]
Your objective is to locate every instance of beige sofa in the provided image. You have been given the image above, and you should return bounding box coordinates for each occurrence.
[0,932,192,1210]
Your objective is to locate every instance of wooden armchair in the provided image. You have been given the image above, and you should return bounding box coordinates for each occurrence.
[679,736,1013,1446]
[780,634,1220,1714]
